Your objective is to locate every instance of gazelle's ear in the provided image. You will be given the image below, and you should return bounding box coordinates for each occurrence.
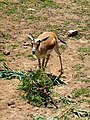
[41,36,49,42]
[26,34,34,41]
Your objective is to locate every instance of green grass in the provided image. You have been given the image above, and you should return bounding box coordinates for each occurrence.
[27,54,33,57]
[0,64,62,108]
[11,44,19,49]
[16,53,25,57]
[59,44,66,50]
[77,46,90,60]
[77,46,90,55]
[41,0,59,8]
[81,79,90,83]
[0,58,6,62]
[72,87,90,98]
[72,64,84,71]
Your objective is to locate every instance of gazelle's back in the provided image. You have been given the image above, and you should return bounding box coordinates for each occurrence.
[38,32,57,50]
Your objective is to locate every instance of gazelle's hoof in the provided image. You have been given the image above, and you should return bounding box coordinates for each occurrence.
[59,69,64,75]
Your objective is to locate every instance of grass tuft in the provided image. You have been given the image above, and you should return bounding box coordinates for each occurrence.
[72,88,90,98]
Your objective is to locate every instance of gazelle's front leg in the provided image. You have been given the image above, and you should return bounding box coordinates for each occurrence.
[38,58,41,69]
[42,57,45,70]
[44,54,50,69]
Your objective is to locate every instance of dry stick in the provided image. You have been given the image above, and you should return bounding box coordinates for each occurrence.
[49,95,58,109]
[59,107,73,119]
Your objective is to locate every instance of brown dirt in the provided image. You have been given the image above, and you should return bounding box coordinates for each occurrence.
[0,0,90,119]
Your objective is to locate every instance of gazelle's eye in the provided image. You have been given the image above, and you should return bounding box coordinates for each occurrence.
[37,40,41,44]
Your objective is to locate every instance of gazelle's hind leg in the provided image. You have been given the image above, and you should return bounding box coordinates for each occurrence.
[54,44,63,77]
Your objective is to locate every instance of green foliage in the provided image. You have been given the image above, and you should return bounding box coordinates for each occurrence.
[11,44,19,49]
[72,88,90,98]
[77,46,90,55]
[41,0,58,8]
[73,109,90,118]
[72,64,84,71]
[59,44,66,50]
[0,58,6,62]
[33,115,45,120]
[18,70,52,107]
[82,79,90,83]
[19,0,27,3]
[0,64,62,108]
[27,54,33,57]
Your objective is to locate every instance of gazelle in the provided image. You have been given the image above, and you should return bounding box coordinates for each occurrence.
[26,32,67,77]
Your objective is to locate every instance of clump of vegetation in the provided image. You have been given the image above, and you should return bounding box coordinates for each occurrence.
[77,46,90,60]
[72,87,90,98]
[0,63,62,108]
[77,46,90,56]
[72,64,84,71]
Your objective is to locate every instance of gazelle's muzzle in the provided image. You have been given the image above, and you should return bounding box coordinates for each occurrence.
[32,47,36,54]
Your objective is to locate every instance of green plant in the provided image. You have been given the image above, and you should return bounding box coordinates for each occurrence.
[27,54,33,57]
[77,46,90,56]
[72,88,90,98]
[0,58,6,62]
[19,0,27,3]
[41,0,58,8]
[11,44,19,49]
[0,64,63,108]
[59,44,66,50]
[33,115,45,120]
[72,64,84,71]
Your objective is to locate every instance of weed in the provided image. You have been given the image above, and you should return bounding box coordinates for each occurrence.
[79,99,90,104]
[19,0,27,3]
[77,46,90,55]
[27,54,33,57]
[78,53,85,60]
[72,87,90,98]
[0,58,6,62]
[77,46,90,60]
[0,64,63,108]
[41,0,58,8]
[4,5,18,15]
[82,79,90,83]
[33,115,45,120]
[59,44,66,50]
[16,53,25,57]
[11,44,19,49]
[72,64,84,71]
[74,71,86,78]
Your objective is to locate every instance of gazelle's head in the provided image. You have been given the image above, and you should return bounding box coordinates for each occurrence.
[26,34,49,54]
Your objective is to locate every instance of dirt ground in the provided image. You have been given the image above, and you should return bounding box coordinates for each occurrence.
[0,0,90,119]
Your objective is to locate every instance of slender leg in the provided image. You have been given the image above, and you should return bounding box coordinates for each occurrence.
[54,45,63,77]
[58,54,63,76]
[42,57,45,70]
[44,54,50,69]
[38,58,41,69]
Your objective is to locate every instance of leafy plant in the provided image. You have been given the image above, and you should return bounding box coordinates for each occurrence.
[77,46,90,56]
[72,64,84,71]
[33,115,45,120]
[0,63,63,108]
[72,88,90,98]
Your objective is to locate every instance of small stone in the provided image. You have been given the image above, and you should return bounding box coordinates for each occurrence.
[27,8,35,11]
[7,99,15,106]
[3,50,10,55]
[11,105,15,108]
[68,30,78,37]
